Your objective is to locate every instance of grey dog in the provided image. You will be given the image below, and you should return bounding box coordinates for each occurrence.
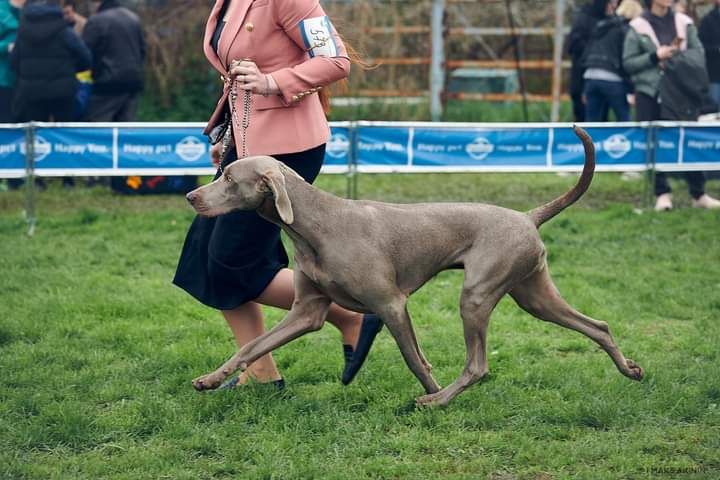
[186,126,643,407]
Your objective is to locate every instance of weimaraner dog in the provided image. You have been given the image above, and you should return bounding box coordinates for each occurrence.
[186,126,643,407]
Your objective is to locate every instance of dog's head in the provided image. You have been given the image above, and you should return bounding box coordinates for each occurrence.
[185,155,295,224]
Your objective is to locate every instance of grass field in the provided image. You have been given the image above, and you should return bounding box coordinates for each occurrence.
[1,172,719,479]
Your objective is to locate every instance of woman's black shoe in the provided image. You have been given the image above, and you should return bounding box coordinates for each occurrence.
[342,314,383,385]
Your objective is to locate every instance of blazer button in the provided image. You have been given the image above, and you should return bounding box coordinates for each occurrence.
[245,23,254,32]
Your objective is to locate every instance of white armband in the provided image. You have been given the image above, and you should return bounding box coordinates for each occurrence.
[299,16,339,58]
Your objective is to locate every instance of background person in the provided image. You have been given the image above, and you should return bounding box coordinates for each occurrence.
[82,0,144,122]
[567,0,609,122]
[10,0,90,188]
[173,0,382,389]
[0,0,23,123]
[699,0,720,107]
[623,0,720,210]
[582,0,632,122]
[62,0,85,36]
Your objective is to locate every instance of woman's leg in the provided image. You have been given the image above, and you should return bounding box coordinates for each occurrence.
[255,268,362,347]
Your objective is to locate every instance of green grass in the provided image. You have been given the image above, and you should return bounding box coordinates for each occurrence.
[1,173,719,479]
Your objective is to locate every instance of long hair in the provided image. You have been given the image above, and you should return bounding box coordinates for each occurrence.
[319,34,376,115]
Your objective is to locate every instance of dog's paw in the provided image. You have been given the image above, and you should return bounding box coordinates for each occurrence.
[192,373,224,391]
[415,392,448,408]
[623,359,644,381]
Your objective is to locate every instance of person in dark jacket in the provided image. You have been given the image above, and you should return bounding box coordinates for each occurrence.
[699,0,720,107]
[0,0,24,123]
[567,0,608,122]
[82,0,144,121]
[582,0,631,121]
[624,0,720,210]
[9,0,89,122]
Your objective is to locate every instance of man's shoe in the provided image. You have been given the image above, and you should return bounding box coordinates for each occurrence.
[342,314,383,385]
[692,194,720,209]
[654,193,673,211]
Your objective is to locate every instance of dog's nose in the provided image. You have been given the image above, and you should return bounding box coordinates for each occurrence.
[186,192,197,204]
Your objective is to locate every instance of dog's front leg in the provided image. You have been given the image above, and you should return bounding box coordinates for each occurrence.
[192,273,332,391]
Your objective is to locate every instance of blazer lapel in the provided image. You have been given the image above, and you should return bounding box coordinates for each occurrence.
[218,0,254,67]
[203,0,227,74]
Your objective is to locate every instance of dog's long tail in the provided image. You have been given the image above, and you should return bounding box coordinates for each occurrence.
[527,125,596,228]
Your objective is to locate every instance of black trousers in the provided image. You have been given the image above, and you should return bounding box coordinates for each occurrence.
[635,92,705,199]
[83,93,139,122]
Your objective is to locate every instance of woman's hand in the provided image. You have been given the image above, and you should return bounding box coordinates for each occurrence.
[229,60,280,96]
[210,141,223,168]
[656,45,677,61]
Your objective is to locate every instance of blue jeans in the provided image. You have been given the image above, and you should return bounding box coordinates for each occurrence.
[584,79,630,122]
[710,83,720,109]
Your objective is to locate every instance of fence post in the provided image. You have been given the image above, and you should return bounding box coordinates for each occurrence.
[346,122,358,200]
[644,122,657,209]
[430,0,446,122]
[550,0,566,122]
[24,122,36,236]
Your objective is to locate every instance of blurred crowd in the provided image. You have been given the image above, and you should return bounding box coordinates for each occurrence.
[0,0,144,188]
[567,0,720,210]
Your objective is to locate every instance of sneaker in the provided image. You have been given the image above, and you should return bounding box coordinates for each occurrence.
[691,194,720,210]
[654,193,673,211]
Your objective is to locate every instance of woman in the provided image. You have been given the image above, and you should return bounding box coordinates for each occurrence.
[581,0,631,122]
[174,0,382,389]
[623,0,720,210]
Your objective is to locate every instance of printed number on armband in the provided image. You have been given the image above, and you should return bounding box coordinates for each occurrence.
[299,16,339,58]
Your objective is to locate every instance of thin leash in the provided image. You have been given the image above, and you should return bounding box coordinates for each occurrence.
[219,68,252,173]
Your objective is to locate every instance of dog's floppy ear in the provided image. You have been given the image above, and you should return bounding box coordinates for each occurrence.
[262,169,294,225]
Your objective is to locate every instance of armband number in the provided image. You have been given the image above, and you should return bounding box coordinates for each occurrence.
[299,16,339,58]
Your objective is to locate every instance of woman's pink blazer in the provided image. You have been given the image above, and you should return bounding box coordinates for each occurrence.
[203,0,350,156]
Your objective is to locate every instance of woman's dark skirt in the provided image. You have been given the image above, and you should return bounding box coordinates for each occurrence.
[173,144,326,310]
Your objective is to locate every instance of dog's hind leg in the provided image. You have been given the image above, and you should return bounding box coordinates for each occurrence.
[374,295,442,395]
[509,266,643,381]
[192,272,332,391]
[416,282,505,408]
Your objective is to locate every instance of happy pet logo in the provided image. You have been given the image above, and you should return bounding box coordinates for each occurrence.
[19,135,52,162]
[327,133,350,159]
[466,137,495,161]
[175,136,207,162]
[603,134,631,159]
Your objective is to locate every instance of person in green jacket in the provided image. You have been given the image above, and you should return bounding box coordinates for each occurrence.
[623,0,720,211]
[0,0,24,122]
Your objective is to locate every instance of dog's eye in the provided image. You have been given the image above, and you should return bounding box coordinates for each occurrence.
[225,175,233,183]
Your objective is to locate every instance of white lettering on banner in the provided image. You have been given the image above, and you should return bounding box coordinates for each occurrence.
[417,143,446,153]
[497,145,523,153]
[0,143,18,155]
[658,140,675,149]
[686,140,715,150]
[526,144,544,152]
[557,143,585,153]
[123,144,155,155]
[358,141,404,153]
[466,137,494,161]
[326,133,349,158]
[175,136,206,162]
[88,144,109,154]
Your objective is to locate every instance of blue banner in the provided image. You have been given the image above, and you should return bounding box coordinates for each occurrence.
[325,126,351,166]
[2,123,720,176]
[552,127,649,167]
[0,128,27,170]
[413,128,549,167]
[33,128,113,170]
[356,127,410,166]
[683,127,720,165]
[118,129,210,169]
